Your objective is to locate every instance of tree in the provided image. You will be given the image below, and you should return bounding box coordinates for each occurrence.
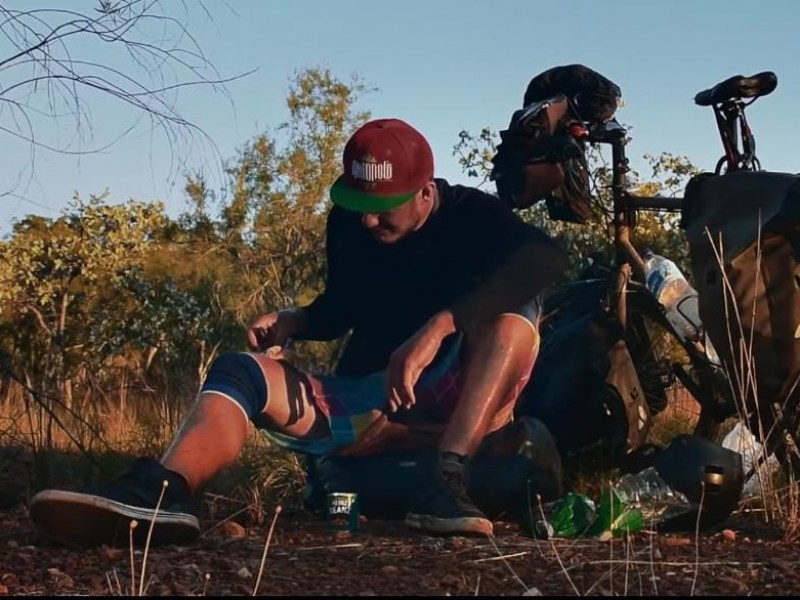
[182,66,371,371]
[0,1,250,199]
[0,65,370,459]
[0,194,168,408]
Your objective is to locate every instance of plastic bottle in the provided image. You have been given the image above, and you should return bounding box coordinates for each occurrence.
[612,466,696,524]
[585,467,697,538]
[521,469,696,539]
[641,248,721,365]
[641,249,702,341]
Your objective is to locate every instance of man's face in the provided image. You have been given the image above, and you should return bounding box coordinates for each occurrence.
[359,185,433,244]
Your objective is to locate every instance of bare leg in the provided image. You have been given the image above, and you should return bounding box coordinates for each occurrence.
[438,313,540,457]
[162,355,328,492]
[28,352,333,548]
[405,313,540,536]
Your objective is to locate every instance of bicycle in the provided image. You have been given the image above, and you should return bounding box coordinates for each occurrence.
[517,71,778,465]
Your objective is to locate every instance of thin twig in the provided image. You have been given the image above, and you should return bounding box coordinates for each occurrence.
[649,517,659,595]
[139,479,169,596]
[471,551,531,563]
[535,494,581,595]
[584,559,763,567]
[129,521,138,597]
[690,482,706,597]
[485,534,531,593]
[295,543,363,551]
[252,505,282,596]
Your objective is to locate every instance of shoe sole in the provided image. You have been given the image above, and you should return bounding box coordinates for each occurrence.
[405,512,494,536]
[29,490,200,548]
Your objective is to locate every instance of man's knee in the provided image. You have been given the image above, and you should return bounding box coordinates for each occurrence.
[468,307,540,353]
[200,351,271,419]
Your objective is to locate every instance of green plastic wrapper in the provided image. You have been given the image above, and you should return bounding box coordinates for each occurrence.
[549,493,597,538]
[587,487,644,538]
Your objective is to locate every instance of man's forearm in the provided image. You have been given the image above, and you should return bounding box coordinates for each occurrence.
[293,295,352,341]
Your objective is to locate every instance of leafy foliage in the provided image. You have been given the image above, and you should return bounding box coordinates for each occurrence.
[0,67,369,438]
[0,66,705,461]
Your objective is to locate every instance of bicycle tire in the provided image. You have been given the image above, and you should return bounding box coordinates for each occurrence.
[622,280,735,447]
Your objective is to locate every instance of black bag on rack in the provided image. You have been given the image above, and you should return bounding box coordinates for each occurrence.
[492,64,622,224]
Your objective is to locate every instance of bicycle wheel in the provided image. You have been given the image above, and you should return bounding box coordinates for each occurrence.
[622,280,735,447]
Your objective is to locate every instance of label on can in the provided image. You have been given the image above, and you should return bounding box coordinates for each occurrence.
[327,492,359,532]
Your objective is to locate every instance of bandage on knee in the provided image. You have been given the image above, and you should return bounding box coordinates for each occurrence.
[200,352,267,418]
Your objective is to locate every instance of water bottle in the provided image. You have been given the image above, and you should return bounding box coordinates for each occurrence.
[641,249,721,365]
[641,249,702,341]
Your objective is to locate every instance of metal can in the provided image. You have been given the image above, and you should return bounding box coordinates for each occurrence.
[326,492,359,532]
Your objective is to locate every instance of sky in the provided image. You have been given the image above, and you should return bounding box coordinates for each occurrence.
[2,0,799,238]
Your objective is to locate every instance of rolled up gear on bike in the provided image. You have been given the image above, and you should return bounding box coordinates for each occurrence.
[492,64,620,223]
[524,64,622,124]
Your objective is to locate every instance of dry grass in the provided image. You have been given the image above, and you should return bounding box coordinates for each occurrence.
[701,226,800,539]
[0,380,307,520]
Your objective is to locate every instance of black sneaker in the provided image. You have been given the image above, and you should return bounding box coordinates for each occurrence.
[29,457,200,548]
[405,460,493,536]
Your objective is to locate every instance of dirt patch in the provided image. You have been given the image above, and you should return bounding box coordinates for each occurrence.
[2,502,800,596]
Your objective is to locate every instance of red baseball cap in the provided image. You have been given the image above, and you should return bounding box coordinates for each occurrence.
[330,118,434,213]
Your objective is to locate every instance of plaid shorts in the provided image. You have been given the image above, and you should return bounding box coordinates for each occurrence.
[261,302,540,455]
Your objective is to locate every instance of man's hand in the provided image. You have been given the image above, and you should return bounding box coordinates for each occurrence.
[246,308,306,352]
[386,310,456,413]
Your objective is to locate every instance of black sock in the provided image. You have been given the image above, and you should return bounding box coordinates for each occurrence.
[438,452,469,480]
[439,451,467,466]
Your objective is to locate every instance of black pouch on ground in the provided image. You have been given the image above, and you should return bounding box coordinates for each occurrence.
[629,434,744,531]
[681,171,800,470]
[302,416,564,521]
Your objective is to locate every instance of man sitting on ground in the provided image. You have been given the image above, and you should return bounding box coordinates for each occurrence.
[29,118,567,546]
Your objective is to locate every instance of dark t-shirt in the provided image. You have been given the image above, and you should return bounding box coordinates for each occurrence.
[298,179,557,376]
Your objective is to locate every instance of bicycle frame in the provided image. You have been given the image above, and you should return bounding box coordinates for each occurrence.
[583,120,682,280]
[526,70,778,449]
[581,111,746,435]
[589,69,776,278]
[712,99,760,174]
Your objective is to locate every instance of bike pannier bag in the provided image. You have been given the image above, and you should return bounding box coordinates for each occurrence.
[681,171,800,460]
[515,281,652,466]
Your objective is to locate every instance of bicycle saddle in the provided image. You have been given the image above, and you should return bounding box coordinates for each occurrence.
[694,71,777,106]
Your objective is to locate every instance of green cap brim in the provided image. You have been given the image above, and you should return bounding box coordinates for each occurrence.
[330,175,416,213]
